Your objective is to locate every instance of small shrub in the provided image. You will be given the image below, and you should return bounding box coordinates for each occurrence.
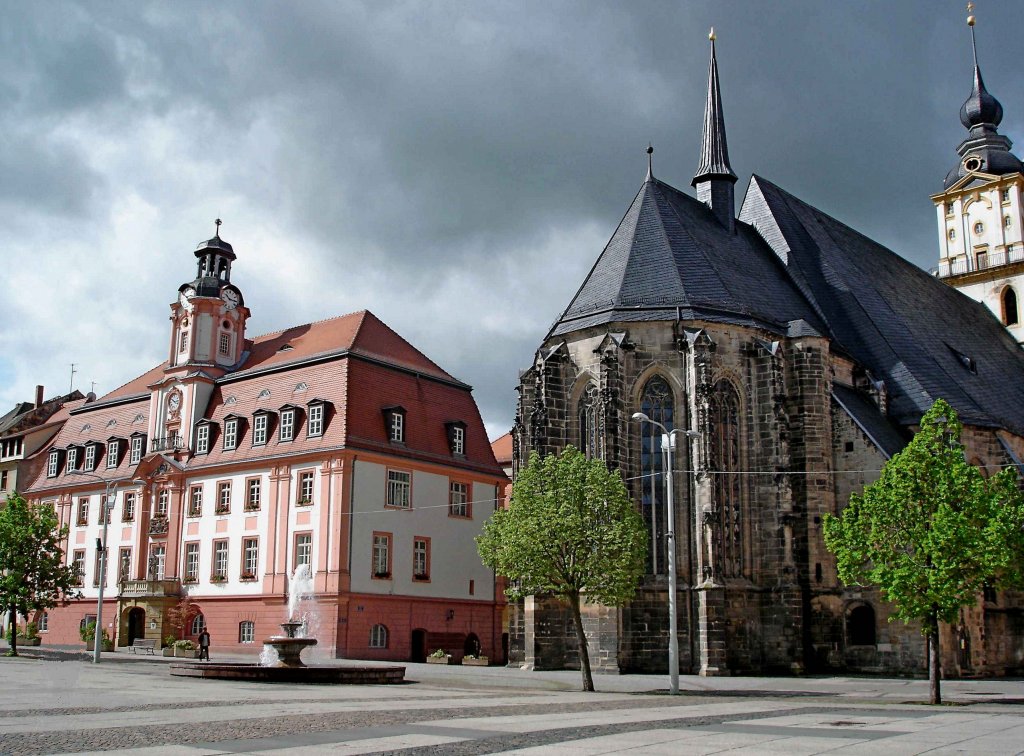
[174,639,195,650]
[429,648,448,659]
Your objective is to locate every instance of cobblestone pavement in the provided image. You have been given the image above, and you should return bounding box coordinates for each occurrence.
[0,652,1022,755]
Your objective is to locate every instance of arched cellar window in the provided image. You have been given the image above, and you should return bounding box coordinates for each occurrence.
[847,604,876,646]
[190,613,205,635]
[1003,286,1019,326]
[370,623,388,649]
[577,383,601,459]
[639,376,674,575]
[711,381,742,578]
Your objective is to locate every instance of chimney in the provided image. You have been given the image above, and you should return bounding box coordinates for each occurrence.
[35,385,44,409]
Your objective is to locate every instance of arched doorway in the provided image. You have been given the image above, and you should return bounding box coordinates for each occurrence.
[411,628,427,663]
[464,632,481,658]
[127,608,146,646]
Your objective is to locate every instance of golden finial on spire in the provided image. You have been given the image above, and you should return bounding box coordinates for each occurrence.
[709,27,716,41]
[967,1,976,27]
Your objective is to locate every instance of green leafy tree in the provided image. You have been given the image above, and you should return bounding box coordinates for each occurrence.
[0,493,81,656]
[823,400,1024,704]
[477,446,647,691]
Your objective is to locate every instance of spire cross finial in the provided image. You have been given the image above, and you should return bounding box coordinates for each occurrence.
[709,27,716,42]
[215,218,222,237]
[646,143,654,180]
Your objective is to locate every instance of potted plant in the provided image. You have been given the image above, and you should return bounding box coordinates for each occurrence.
[210,574,227,584]
[426,648,452,664]
[174,639,198,658]
[17,623,41,647]
[462,654,489,667]
[80,621,114,651]
[163,635,177,657]
[240,572,256,581]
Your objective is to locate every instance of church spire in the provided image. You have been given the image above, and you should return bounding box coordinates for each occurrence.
[692,28,737,232]
[942,4,1022,188]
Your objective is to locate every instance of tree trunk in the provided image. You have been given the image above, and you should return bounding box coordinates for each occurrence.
[7,608,17,657]
[568,592,594,692]
[928,610,941,705]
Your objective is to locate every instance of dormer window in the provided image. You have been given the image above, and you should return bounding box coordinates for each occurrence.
[445,421,467,456]
[383,406,406,444]
[67,447,79,471]
[307,399,328,438]
[83,444,96,472]
[224,418,239,450]
[47,450,60,478]
[252,412,271,446]
[279,407,297,442]
[195,423,210,455]
[106,440,120,469]
[129,434,145,465]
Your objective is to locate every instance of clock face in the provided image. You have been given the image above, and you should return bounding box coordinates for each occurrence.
[221,288,240,310]
[168,392,181,411]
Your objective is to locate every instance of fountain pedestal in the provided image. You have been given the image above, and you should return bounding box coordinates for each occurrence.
[263,620,317,668]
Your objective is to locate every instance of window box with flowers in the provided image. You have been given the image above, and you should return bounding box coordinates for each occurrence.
[243,503,260,512]
[373,571,391,580]
[296,497,313,507]
[427,648,453,664]
[413,573,430,582]
[210,574,227,584]
[240,572,257,582]
[214,505,230,515]
[182,576,198,585]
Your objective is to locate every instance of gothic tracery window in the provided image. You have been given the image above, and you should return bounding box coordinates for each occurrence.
[639,376,673,575]
[711,380,742,578]
[577,383,601,459]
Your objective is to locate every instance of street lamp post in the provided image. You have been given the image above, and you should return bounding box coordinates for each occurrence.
[632,411,698,696]
[69,472,124,664]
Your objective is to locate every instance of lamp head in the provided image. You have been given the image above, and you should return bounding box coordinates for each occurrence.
[631,412,650,423]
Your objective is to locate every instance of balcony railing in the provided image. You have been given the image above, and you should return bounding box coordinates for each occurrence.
[149,517,169,535]
[150,435,186,453]
[119,579,181,598]
[934,245,1024,278]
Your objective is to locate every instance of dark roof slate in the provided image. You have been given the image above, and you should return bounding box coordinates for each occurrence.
[549,178,823,338]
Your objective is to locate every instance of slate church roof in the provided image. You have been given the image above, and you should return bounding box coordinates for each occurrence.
[547,34,1024,439]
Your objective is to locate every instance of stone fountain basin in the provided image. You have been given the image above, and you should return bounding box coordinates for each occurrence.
[169,663,406,684]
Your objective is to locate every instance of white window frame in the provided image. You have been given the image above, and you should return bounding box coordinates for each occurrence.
[253,414,268,446]
[295,533,312,568]
[243,537,258,576]
[195,424,209,454]
[413,537,429,579]
[390,412,404,443]
[150,545,166,580]
[217,482,231,514]
[106,440,119,469]
[83,444,96,471]
[179,329,188,353]
[386,470,411,509]
[67,447,78,471]
[47,451,59,478]
[155,489,169,517]
[130,436,143,465]
[213,541,228,578]
[239,621,255,643]
[280,410,295,442]
[219,332,231,356]
[185,542,200,580]
[123,492,136,522]
[224,420,238,450]
[246,478,261,510]
[449,481,469,517]
[189,485,203,517]
[308,403,323,437]
[372,533,390,577]
[452,425,465,455]
[191,614,205,635]
[369,624,388,649]
[298,470,314,504]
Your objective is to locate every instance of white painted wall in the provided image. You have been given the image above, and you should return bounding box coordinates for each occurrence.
[348,459,496,600]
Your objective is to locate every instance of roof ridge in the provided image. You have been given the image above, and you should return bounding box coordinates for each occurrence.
[248,309,368,342]
[350,311,455,381]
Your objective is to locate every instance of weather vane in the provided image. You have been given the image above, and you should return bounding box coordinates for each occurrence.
[967,2,975,26]
[215,218,222,236]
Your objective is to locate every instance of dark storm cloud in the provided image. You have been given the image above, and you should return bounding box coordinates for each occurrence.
[1,0,1022,437]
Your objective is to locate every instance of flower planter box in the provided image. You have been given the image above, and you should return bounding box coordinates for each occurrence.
[426,655,453,664]
[17,637,41,647]
[462,657,489,667]
[162,648,176,657]
[174,647,199,658]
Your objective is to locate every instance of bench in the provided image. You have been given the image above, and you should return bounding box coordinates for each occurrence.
[127,639,156,655]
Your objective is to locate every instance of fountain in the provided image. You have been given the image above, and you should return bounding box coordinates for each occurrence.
[169,566,404,684]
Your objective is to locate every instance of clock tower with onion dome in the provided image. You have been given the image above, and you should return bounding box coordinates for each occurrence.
[149,220,251,456]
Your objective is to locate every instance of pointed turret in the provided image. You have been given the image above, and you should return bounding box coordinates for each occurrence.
[943,11,1022,188]
[692,28,737,232]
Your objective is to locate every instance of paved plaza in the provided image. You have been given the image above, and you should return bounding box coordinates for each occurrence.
[0,649,1022,755]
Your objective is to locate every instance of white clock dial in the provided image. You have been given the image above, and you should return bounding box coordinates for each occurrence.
[221,288,240,310]
[168,393,181,411]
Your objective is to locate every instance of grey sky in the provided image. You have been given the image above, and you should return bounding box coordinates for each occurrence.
[2,1,1020,439]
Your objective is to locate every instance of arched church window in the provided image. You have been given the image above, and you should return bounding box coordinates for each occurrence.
[639,376,674,575]
[1003,287,1019,326]
[711,381,742,578]
[577,383,601,460]
[846,604,875,646]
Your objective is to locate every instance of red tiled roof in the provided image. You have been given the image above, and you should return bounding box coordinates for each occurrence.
[491,432,513,466]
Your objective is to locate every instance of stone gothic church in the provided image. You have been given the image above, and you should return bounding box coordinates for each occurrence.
[510,35,1024,677]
